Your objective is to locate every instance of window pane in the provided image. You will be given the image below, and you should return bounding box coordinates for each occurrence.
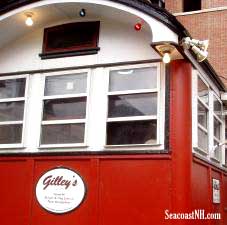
[108,93,157,118]
[0,124,22,144]
[213,95,222,118]
[198,77,208,104]
[214,118,221,140]
[109,67,157,91]
[198,128,208,151]
[0,78,26,99]
[197,101,207,128]
[184,0,201,12]
[214,140,221,160]
[43,21,100,54]
[43,97,86,120]
[45,73,87,96]
[0,101,24,121]
[41,123,85,144]
[107,120,157,145]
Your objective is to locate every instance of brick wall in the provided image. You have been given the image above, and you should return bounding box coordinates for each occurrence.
[165,0,183,13]
[165,0,227,86]
[202,0,227,9]
[176,11,227,85]
[165,0,227,13]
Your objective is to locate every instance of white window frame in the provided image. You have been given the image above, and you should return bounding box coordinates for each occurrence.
[0,62,166,152]
[0,74,29,149]
[39,69,91,148]
[196,74,210,155]
[192,70,225,165]
[104,63,165,150]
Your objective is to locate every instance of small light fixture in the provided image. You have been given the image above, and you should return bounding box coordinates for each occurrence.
[181,37,209,62]
[191,45,208,62]
[79,9,86,17]
[154,44,175,64]
[134,22,142,31]
[25,12,34,26]
[162,52,171,64]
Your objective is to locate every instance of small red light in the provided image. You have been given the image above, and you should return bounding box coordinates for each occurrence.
[134,23,142,31]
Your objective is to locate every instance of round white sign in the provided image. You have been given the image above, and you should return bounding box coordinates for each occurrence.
[36,167,86,214]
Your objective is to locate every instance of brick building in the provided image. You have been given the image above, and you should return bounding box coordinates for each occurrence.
[164,0,227,86]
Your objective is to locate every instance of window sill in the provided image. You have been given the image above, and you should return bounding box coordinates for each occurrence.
[222,164,227,168]
[193,147,209,156]
[173,6,227,16]
[0,144,24,149]
[0,149,170,157]
[193,152,227,171]
[39,144,88,149]
[210,157,221,164]
[0,143,166,154]
[38,144,165,152]
[39,47,100,60]
[0,144,167,156]
[174,10,203,16]
[193,147,223,165]
[104,144,164,151]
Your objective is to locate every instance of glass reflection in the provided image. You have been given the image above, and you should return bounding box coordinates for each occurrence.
[197,101,207,128]
[198,77,208,104]
[108,93,157,118]
[0,125,22,144]
[198,128,208,151]
[41,123,85,144]
[0,79,26,99]
[0,101,24,121]
[109,67,157,91]
[45,73,87,96]
[107,120,157,145]
[214,118,221,139]
[43,97,86,120]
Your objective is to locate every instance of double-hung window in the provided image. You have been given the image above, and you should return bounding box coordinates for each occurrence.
[194,72,224,164]
[0,76,27,147]
[106,64,160,146]
[0,63,165,151]
[40,71,89,147]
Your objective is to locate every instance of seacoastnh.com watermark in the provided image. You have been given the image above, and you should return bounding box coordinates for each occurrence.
[165,209,221,220]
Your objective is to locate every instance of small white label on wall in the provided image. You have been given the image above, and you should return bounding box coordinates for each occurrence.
[212,179,220,204]
[36,167,86,214]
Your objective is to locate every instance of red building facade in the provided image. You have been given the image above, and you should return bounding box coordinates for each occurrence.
[0,1,226,224]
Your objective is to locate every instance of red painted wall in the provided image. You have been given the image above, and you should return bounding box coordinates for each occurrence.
[0,159,32,225]
[0,60,226,225]
[192,157,227,225]
[0,156,172,225]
